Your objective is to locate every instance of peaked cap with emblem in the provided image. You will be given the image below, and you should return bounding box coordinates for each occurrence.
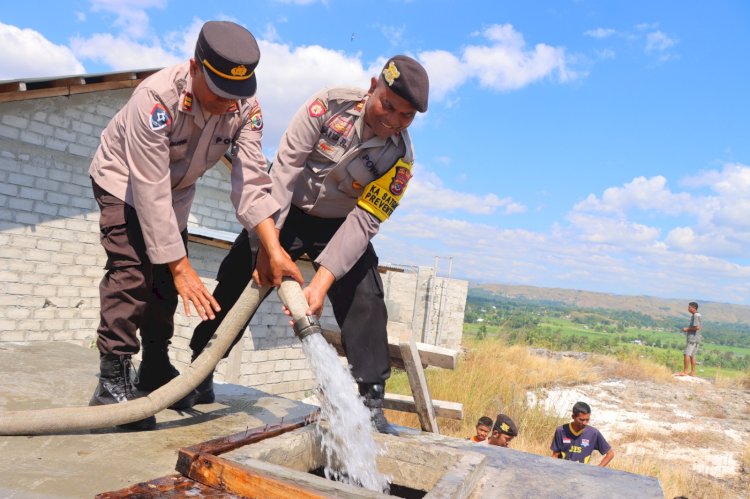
[195,21,260,100]
[493,413,518,436]
[380,55,429,113]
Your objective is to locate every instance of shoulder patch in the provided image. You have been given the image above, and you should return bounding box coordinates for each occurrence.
[149,103,172,131]
[249,108,263,131]
[308,98,327,118]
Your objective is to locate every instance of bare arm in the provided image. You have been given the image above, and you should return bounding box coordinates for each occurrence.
[598,448,615,467]
[168,256,220,321]
[253,218,302,287]
[303,266,336,316]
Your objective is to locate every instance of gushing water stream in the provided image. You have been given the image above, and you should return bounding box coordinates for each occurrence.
[300,332,391,493]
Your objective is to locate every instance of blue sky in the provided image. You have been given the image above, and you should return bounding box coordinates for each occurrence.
[2,1,750,304]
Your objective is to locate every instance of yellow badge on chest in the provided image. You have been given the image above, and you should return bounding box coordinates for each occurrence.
[357,158,413,222]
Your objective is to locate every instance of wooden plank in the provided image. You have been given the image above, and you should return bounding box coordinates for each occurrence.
[0,71,155,102]
[399,340,439,433]
[176,414,316,475]
[384,393,463,420]
[187,233,232,250]
[96,473,235,498]
[187,453,327,499]
[320,329,457,370]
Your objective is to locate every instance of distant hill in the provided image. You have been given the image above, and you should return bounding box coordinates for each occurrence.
[471,283,750,325]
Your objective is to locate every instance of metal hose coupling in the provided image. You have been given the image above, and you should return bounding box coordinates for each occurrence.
[293,315,322,340]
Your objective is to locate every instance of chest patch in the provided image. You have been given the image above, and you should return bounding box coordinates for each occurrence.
[149,103,171,131]
[321,114,354,147]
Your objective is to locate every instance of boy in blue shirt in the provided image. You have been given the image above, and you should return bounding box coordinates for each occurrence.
[551,401,614,466]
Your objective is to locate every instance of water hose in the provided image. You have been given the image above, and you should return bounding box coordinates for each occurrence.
[0,281,277,435]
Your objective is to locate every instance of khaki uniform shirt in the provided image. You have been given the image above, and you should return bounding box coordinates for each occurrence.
[271,87,414,279]
[90,62,278,264]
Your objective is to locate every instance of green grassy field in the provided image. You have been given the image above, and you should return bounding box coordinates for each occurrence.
[465,316,748,378]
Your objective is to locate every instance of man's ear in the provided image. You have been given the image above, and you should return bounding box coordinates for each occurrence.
[367,76,378,95]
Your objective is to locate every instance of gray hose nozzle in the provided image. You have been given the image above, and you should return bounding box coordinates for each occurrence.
[294,315,322,340]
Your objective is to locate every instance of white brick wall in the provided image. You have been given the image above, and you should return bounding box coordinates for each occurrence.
[0,86,466,399]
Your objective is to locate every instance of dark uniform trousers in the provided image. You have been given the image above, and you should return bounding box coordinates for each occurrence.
[190,205,392,384]
[92,179,187,355]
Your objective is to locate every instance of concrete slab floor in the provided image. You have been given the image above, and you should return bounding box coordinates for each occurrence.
[0,342,665,498]
[0,341,316,498]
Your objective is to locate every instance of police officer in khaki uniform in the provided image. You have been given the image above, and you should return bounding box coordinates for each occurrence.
[189,55,429,435]
[88,21,302,430]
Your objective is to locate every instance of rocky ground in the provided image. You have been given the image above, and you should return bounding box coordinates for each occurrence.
[527,356,750,496]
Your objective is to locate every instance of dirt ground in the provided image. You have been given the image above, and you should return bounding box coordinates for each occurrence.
[528,367,750,496]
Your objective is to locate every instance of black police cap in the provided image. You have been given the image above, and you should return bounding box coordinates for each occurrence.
[380,55,429,113]
[493,414,518,436]
[195,21,259,100]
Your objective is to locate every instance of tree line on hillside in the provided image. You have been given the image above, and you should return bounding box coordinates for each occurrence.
[465,290,750,371]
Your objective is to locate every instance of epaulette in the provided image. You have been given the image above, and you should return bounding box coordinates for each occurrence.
[326,87,368,104]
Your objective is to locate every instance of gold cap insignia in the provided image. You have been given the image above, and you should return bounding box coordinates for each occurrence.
[231,65,248,77]
[500,422,510,432]
[383,61,400,86]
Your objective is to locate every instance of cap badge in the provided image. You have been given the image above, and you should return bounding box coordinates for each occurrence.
[383,61,400,86]
[202,59,254,80]
[231,65,248,77]
[500,422,510,433]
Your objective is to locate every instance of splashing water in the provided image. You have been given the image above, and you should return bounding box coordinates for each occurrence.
[301,332,390,493]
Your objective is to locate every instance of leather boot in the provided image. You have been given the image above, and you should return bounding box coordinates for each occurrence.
[359,382,399,436]
[191,351,215,405]
[136,346,197,411]
[89,354,156,431]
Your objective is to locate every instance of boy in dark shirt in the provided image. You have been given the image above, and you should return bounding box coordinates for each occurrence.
[551,402,614,466]
[487,413,518,447]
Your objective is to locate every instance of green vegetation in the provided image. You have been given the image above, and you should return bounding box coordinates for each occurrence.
[465,288,750,375]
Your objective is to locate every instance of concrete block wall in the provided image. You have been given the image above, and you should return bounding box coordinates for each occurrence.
[383,266,468,349]
[0,86,466,400]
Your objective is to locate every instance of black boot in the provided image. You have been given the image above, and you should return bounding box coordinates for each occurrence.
[136,346,197,411]
[359,383,399,436]
[191,351,215,405]
[89,354,156,431]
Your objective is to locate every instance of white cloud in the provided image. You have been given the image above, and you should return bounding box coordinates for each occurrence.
[584,28,616,39]
[635,23,660,31]
[420,23,582,100]
[404,166,526,215]
[645,30,676,53]
[595,49,616,60]
[89,0,167,39]
[417,50,469,100]
[378,24,405,46]
[567,212,661,247]
[376,198,750,303]
[70,33,180,71]
[0,22,85,79]
[254,42,371,144]
[574,175,698,216]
